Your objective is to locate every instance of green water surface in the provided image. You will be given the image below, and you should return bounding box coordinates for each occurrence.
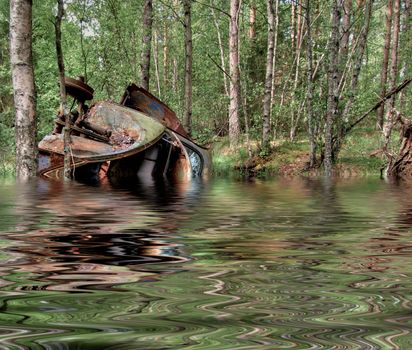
[0,177,411,349]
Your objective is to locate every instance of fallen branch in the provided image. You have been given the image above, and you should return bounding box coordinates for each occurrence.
[345,77,412,134]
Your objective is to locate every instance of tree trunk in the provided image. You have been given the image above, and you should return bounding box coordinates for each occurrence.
[183,0,193,135]
[305,0,316,168]
[269,0,279,132]
[153,29,161,98]
[172,57,178,92]
[289,1,304,142]
[291,1,296,49]
[54,0,71,180]
[337,0,352,88]
[296,0,303,56]
[229,0,241,147]
[140,0,153,90]
[324,0,341,177]
[10,0,37,180]
[383,0,401,153]
[262,0,275,149]
[399,0,411,111]
[163,25,169,88]
[340,0,352,60]
[211,7,229,97]
[377,0,393,129]
[386,114,412,180]
[249,2,256,40]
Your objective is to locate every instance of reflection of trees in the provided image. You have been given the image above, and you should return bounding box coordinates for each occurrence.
[1,177,205,291]
[358,183,412,272]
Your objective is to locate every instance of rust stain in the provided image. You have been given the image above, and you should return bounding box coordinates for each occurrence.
[120,84,189,137]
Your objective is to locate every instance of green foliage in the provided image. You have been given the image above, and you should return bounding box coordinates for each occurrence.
[2,0,412,177]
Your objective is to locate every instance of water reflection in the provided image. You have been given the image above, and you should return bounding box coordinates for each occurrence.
[5,178,201,277]
[0,177,412,349]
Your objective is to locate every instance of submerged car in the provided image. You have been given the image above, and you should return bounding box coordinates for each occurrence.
[37,77,210,183]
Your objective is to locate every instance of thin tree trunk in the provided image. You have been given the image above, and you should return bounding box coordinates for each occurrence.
[377,0,393,129]
[229,0,241,147]
[262,0,275,149]
[383,0,401,153]
[324,0,341,177]
[55,0,66,118]
[10,0,37,180]
[183,0,192,135]
[269,0,279,133]
[399,0,411,111]
[163,25,169,88]
[242,88,252,157]
[54,0,71,180]
[211,7,229,97]
[305,0,316,168]
[153,29,161,98]
[290,1,304,142]
[340,0,352,60]
[291,1,296,49]
[249,2,256,40]
[140,0,153,90]
[172,57,178,92]
[337,0,352,89]
[296,0,303,56]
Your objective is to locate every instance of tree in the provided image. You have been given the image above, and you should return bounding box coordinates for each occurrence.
[54,0,71,180]
[183,0,192,135]
[10,0,37,180]
[324,0,340,177]
[377,0,393,130]
[228,0,241,147]
[262,0,275,149]
[305,0,316,168]
[141,0,153,90]
[383,0,401,153]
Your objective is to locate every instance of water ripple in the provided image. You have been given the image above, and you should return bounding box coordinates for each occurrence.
[0,178,411,348]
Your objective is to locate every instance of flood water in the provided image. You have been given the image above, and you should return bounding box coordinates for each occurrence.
[0,176,412,349]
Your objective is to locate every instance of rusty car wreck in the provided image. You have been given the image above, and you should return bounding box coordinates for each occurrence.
[37,77,210,183]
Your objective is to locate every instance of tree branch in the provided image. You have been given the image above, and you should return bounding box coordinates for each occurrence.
[345,77,412,134]
[206,53,231,79]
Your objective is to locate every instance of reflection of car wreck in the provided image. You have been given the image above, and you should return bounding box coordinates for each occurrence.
[38,77,210,183]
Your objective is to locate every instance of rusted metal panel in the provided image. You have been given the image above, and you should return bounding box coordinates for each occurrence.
[37,78,210,182]
[120,84,189,138]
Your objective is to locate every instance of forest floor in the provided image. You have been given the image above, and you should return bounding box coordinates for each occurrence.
[211,127,390,178]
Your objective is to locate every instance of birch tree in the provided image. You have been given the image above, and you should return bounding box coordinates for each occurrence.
[10,0,37,180]
[305,0,316,168]
[229,0,241,147]
[324,0,341,176]
[377,0,393,129]
[262,0,275,149]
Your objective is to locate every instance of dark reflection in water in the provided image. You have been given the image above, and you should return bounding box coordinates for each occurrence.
[0,177,412,349]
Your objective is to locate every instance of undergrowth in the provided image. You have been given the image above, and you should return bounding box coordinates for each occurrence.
[212,129,387,178]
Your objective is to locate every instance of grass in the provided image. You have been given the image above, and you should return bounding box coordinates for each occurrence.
[211,128,388,178]
[336,127,389,176]
[0,153,15,177]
